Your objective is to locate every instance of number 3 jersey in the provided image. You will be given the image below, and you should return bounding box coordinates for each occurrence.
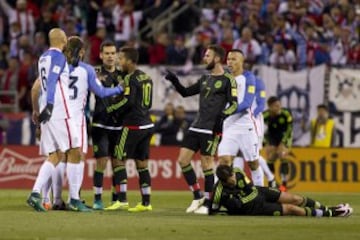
[67,61,122,118]
[38,48,71,120]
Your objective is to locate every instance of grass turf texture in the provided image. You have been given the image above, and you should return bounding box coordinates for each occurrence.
[0,190,359,240]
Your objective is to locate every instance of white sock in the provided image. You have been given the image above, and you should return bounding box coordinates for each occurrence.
[42,178,52,204]
[32,161,55,193]
[251,166,264,186]
[259,156,275,181]
[233,157,244,170]
[66,162,82,200]
[79,161,85,185]
[52,161,66,205]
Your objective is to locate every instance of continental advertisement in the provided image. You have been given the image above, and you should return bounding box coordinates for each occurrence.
[0,146,359,192]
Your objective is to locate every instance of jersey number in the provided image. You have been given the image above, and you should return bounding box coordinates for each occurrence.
[142,82,152,107]
[40,67,47,91]
[69,76,78,100]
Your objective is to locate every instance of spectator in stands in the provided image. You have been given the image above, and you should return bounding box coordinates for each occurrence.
[89,25,107,65]
[269,40,296,70]
[0,56,25,108]
[113,1,143,47]
[166,34,188,65]
[35,6,58,43]
[32,31,48,59]
[232,27,261,65]
[148,31,169,65]
[0,0,35,39]
[310,104,336,148]
[9,22,22,57]
[329,25,347,66]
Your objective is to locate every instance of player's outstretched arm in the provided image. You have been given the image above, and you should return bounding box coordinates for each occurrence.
[165,70,200,97]
[86,64,123,97]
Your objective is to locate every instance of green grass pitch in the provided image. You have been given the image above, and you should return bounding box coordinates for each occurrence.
[0,190,359,240]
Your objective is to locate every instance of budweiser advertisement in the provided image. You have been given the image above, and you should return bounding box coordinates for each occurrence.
[0,146,203,190]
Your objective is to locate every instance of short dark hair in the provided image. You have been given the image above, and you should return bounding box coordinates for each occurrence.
[317,104,328,111]
[120,46,139,63]
[207,44,226,62]
[267,96,280,106]
[216,165,233,183]
[228,49,245,57]
[100,40,116,52]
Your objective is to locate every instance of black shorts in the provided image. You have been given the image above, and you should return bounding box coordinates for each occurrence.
[181,130,220,156]
[91,127,122,158]
[115,127,153,160]
[226,187,282,216]
[241,187,282,216]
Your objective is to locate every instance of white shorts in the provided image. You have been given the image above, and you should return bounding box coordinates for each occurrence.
[254,113,264,149]
[218,123,260,161]
[75,114,88,154]
[39,118,80,156]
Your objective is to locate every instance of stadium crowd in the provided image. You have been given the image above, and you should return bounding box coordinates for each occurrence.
[0,0,359,112]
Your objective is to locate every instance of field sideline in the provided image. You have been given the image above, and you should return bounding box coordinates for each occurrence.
[0,190,359,240]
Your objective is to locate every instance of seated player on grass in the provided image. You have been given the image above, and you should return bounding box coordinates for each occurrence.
[208,165,353,217]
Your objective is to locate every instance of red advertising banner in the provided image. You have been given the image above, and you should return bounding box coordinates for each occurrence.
[0,146,203,190]
[1,146,360,192]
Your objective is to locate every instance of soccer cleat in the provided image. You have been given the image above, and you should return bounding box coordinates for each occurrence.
[128,203,153,212]
[92,200,104,210]
[42,202,52,210]
[279,185,287,192]
[194,205,209,215]
[330,203,353,217]
[105,200,129,210]
[186,197,205,213]
[27,192,47,212]
[69,199,92,212]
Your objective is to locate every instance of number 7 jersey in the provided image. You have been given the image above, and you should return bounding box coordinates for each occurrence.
[38,48,71,120]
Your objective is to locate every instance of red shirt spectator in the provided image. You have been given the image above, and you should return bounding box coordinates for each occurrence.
[148,32,168,65]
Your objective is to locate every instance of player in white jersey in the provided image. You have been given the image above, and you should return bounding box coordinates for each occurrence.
[217,49,264,186]
[233,75,277,187]
[27,28,88,212]
[38,36,123,209]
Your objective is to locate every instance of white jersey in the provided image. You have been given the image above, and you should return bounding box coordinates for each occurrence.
[38,48,71,120]
[68,61,122,152]
[223,73,255,131]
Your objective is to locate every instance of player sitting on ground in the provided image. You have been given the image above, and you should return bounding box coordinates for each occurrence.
[208,165,353,217]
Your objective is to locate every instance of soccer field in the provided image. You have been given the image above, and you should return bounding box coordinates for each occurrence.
[0,190,359,240]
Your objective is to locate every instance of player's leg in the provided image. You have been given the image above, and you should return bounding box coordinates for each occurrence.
[178,131,203,213]
[259,155,276,187]
[194,133,221,214]
[232,156,244,170]
[128,129,153,212]
[28,122,61,212]
[277,144,290,191]
[239,131,264,186]
[51,151,66,209]
[91,127,109,210]
[41,177,52,210]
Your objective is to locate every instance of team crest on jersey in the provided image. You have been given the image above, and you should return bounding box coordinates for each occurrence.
[214,80,222,89]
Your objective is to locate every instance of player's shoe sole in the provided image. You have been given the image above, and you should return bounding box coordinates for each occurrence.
[194,205,209,215]
[186,197,205,213]
[128,203,152,212]
[27,192,46,212]
[105,201,129,210]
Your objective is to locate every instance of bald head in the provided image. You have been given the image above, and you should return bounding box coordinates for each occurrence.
[48,28,67,50]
